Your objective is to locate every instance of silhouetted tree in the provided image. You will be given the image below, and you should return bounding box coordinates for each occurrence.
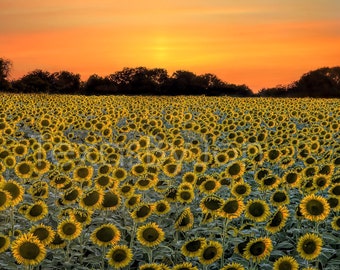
[51,71,81,94]
[12,70,53,93]
[291,67,340,98]
[0,58,12,91]
[83,74,116,95]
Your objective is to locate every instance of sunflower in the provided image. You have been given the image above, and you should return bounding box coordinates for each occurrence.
[245,199,270,222]
[33,159,51,175]
[139,263,162,270]
[182,172,198,185]
[154,199,171,215]
[175,207,194,232]
[181,237,206,257]
[266,149,281,163]
[313,174,331,191]
[173,262,198,270]
[231,182,251,198]
[200,195,223,214]
[90,224,121,247]
[112,168,128,182]
[0,234,10,253]
[4,155,16,168]
[297,233,322,260]
[73,166,94,182]
[273,256,299,270]
[134,174,157,191]
[14,161,33,179]
[193,162,207,174]
[57,218,82,240]
[131,164,147,176]
[225,161,245,179]
[163,163,181,177]
[244,237,273,263]
[119,184,135,198]
[299,194,330,222]
[219,198,244,220]
[198,240,223,265]
[329,183,340,197]
[29,224,55,245]
[125,194,142,209]
[221,262,245,270]
[101,190,121,211]
[199,178,221,195]
[70,209,92,226]
[131,203,154,223]
[283,170,301,188]
[62,186,82,204]
[0,189,12,211]
[260,175,281,191]
[270,190,290,206]
[0,179,24,206]
[25,201,49,222]
[106,245,133,268]
[266,206,290,234]
[94,175,113,189]
[136,222,165,247]
[11,233,46,266]
[214,152,229,166]
[331,216,340,231]
[79,188,104,210]
[177,189,195,204]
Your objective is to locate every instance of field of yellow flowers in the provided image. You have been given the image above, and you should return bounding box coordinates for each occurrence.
[0,94,339,270]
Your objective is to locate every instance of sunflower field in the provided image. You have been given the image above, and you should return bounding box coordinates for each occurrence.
[0,94,339,270]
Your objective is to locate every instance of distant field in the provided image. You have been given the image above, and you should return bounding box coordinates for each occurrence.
[0,94,339,270]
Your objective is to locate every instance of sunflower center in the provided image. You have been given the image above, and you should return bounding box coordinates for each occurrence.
[278,261,293,270]
[62,223,76,235]
[180,191,192,200]
[0,191,7,206]
[223,200,239,213]
[136,205,151,218]
[103,192,119,207]
[204,180,216,191]
[96,227,114,242]
[3,183,20,199]
[0,237,6,248]
[268,150,280,160]
[302,240,316,254]
[235,185,247,194]
[97,176,110,186]
[306,199,324,215]
[18,163,30,174]
[269,211,283,227]
[64,189,79,201]
[29,204,43,217]
[229,163,241,176]
[19,242,40,260]
[178,215,190,227]
[185,240,201,252]
[273,192,287,202]
[249,241,265,256]
[138,179,150,186]
[77,168,89,178]
[203,246,217,260]
[83,191,100,206]
[203,198,222,210]
[111,249,127,262]
[33,228,49,241]
[249,202,265,217]
[156,203,166,212]
[142,228,159,242]
[263,176,276,186]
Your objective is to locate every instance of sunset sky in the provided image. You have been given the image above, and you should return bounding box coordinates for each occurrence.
[1,0,340,91]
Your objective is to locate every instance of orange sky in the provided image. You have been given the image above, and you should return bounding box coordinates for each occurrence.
[1,0,340,91]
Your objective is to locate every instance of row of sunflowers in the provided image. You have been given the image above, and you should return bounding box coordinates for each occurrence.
[0,94,339,269]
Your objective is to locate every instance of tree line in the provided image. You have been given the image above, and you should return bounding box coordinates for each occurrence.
[1,57,340,97]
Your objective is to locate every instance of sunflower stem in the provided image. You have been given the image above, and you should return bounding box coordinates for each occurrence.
[147,247,153,263]
[129,222,137,249]
[66,240,71,263]
[100,246,106,270]
[10,206,15,236]
[220,219,229,268]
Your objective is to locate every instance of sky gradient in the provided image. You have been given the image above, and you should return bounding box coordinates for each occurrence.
[1,0,340,91]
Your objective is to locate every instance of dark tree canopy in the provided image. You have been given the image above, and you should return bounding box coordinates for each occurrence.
[2,57,340,97]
